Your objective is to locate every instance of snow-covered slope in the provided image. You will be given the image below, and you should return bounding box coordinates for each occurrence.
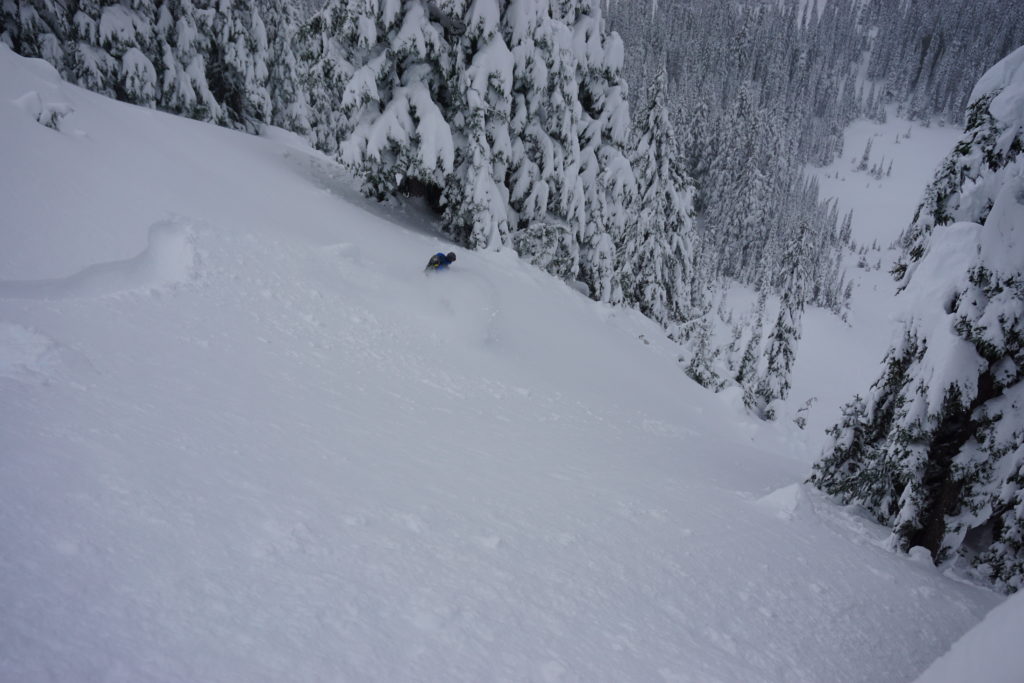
[0,46,1002,682]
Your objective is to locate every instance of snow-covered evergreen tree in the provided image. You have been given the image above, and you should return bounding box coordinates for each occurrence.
[262,0,309,132]
[617,64,696,326]
[604,0,1019,309]
[512,2,586,281]
[101,0,162,106]
[302,0,636,301]
[705,81,768,280]
[330,0,456,202]
[442,0,513,250]
[857,137,872,172]
[503,0,549,228]
[564,0,633,303]
[204,0,271,130]
[811,46,1024,592]
[0,0,287,129]
[735,286,766,389]
[505,0,579,280]
[296,0,357,155]
[684,314,719,389]
[154,0,222,122]
[867,0,1024,123]
[677,92,712,208]
[1,0,68,65]
[755,222,809,420]
[64,0,114,95]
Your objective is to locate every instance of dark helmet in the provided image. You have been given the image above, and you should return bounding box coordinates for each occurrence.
[446,252,456,262]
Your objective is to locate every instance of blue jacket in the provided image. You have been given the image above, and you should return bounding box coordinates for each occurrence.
[425,252,455,271]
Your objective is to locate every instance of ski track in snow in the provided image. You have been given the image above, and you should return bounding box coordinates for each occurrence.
[0,46,1004,683]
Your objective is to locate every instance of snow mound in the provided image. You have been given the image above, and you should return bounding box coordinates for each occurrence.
[11,89,73,129]
[0,219,196,299]
[969,45,1024,121]
[757,483,809,520]
[981,170,1024,275]
[913,591,1024,683]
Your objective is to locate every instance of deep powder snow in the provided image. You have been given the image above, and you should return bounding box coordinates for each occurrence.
[0,46,1004,682]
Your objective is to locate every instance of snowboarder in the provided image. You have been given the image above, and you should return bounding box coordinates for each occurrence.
[425,251,456,273]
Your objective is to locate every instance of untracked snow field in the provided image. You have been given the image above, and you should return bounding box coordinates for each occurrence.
[0,47,1003,682]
